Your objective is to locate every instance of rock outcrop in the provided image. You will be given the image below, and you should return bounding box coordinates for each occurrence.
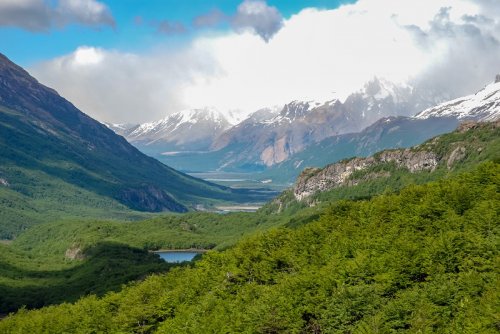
[0,178,8,187]
[293,119,500,201]
[293,149,438,200]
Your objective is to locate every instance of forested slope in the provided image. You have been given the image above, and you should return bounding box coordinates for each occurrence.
[1,162,498,333]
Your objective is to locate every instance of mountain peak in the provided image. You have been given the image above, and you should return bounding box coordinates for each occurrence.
[416,80,500,122]
[495,74,500,83]
[123,107,232,151]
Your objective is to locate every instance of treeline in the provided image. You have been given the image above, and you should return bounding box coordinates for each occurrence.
[1,162,498,333]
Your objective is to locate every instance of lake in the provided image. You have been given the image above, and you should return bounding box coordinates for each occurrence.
[155,251,202,263]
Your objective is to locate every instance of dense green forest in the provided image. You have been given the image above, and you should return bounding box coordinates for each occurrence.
[0,121,498,332]
[266,120,500,214]
[0,161,498,333]
[0,210,304,313]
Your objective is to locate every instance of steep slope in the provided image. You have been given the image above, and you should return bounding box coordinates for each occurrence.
[261,116,459,184]
[211,101,352,167]
[416,79,500,121]
[0,53,261,237]
[1,162,498,332]
[124,108,232,153]
[291,120,500,201]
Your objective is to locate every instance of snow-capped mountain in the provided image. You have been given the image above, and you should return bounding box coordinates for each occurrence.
[343,77,447,123]
[416,78,500,122]
[124,108,232,152]
[102,122,136,137]
[210,77,446,168]
[211,99,352,166]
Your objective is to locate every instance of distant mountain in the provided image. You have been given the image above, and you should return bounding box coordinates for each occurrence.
[261,78,500,184]
[0,53,265,237]
[212,100,355,167]
[415,79,500,121]
[155,77,444,172]
[122,108,232,153]
[102,122,137,136]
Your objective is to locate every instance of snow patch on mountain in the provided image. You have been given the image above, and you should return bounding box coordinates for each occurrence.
[416,80,500,122]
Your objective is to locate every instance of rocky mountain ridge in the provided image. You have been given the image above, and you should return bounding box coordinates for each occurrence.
[110,108,232,152]
[294,150,439,201]
[208,77,445,169]
[292,120,500,201]
[109,77,445,171]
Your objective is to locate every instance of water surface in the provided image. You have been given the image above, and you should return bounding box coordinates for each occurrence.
[156,251,201,263]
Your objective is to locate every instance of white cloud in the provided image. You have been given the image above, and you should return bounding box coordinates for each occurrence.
[0,0,114,31]
[30,0,500,123]
[55,0,115,27]
[30,46,220,123]
[231,0,283,42]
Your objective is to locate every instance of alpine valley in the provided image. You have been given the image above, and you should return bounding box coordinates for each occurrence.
[0,54,273,239]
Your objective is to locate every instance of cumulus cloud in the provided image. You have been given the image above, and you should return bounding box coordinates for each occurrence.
[0,0,114,31]
[192,0,283,42]
[30,0,500,124]
[231,0,283,42]
[30,46,221,123]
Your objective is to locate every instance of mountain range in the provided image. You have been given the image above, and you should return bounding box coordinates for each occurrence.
[112,108,233,154]
[112,76,499,181]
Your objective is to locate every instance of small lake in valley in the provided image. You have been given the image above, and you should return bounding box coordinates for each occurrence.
[155,251,204,263]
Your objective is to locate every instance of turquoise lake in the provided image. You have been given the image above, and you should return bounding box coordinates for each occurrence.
[156,251,201,263]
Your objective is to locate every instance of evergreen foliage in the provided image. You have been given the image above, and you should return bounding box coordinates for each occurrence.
[1,162,497,333]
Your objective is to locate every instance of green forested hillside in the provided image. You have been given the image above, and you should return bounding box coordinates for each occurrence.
[0,211,292,313]
[0,242,172,313]
[0,53,275,239]
[1,121,498,318]
[266,120,500,215]
[1,162,498,333]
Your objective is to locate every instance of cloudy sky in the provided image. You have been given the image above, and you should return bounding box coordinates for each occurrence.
[2,0,500,123]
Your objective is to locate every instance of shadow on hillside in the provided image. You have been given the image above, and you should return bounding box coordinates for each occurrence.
[0,242,176,314]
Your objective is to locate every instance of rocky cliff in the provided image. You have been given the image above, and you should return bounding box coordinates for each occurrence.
[294,150,438,200]
[293,120,500,201]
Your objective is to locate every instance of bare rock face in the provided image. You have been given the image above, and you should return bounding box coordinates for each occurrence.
[0,178,8,187]
[65,245,85,260]
[377,149,438,173]
[118,185,188,212]
[495,74,500,83]
[447,146,467,168]
[293,149,438,201]
[291,119,499,201]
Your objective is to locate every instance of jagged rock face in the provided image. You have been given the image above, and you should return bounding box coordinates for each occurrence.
[292,119,500,201]
[118,185,187,212]
[209,77,444,169]
[293,149,438,201]
[123,108,232,152]
[447,146,466,169]
[211,101,353,166]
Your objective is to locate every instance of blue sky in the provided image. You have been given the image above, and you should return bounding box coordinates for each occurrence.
[2,0,353,67]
